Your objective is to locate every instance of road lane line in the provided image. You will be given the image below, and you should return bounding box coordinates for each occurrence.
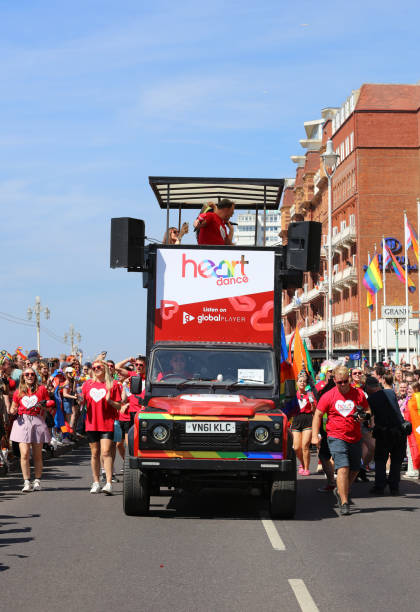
[260,516,286,550]
[288,579,320,612]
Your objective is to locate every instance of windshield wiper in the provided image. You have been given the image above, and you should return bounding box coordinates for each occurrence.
[226,378,267,390]
[176,377,214,389]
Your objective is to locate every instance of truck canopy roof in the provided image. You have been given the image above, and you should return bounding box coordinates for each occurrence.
[149,176,284,210]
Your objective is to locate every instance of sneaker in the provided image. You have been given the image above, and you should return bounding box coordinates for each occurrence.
[111,474,119,483]
[333,487,342,508]
[50,438,58,451]
[340,503,350,516]
[298,465,305,475]
[301,469,310,476]
[33,479,41,491]
[90,482,101,494]
[62,438,73,446]
[102,482,113,495]
[22,480,32,493]
[402,472,419,479]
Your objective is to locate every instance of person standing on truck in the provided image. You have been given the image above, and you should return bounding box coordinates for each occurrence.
[194,198,235,245]
[311,365,370,516]
[292,372,316,476]
[163,222,189,245]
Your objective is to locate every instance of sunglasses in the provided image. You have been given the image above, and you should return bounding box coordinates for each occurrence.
[24,373,36,377]
[353,371,362,375]
[336,379,349,385]
[135,363,145,367]
[92,365,103,371]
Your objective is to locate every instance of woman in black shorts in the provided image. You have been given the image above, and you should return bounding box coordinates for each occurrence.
[292,372,316,476]
[81,360,121,495]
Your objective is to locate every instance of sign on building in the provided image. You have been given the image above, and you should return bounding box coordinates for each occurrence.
[381,305,412,319]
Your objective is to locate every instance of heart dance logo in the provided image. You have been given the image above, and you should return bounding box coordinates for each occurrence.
[22,395,38,410]
[335,399,355,417]
[298,398,307,409]
[90,388,107,403]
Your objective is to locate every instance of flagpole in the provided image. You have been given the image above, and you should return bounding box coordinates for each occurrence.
[382,236,387,362]
[418,198,420,359]
[368,250,372,366]
[404,211,410,363]
[374,243,379,363]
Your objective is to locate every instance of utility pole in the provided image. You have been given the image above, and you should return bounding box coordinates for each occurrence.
[64,325,82,355]
[27,296,50,354]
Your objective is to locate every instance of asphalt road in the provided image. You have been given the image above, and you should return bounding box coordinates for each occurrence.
[1,446,420,612]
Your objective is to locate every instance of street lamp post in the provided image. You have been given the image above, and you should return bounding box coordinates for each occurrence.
[64,324,82,355]
[321,140,339,360]
[27,296,50,354]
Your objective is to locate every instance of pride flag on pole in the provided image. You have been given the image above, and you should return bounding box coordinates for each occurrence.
[363,253,383,295]
[405,217,419,263]
[385,244,416,293]
[405,393,420,470]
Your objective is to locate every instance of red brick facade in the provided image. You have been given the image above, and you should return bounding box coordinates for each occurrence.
[281,83,420,352]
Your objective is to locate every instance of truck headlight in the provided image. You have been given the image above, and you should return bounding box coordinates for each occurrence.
[254,426,269,443]
[152,424,170,443]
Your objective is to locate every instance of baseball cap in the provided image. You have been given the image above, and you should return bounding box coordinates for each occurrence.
[64,367,74,374]
[27,350,40,360]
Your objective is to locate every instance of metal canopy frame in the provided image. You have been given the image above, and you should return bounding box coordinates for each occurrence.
[148,176,285,246]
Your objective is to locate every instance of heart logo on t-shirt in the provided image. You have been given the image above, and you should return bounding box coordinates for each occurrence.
[335,399,355,417]
[90,388,107,403]
[22,395,38,409]
[298,398,307,409]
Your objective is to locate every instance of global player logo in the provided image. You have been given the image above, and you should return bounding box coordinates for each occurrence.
[181,253,249,285]
[183,312,195,325]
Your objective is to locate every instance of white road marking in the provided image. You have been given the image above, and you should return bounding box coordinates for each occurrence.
[288,579,320,612]
[260,516,286,550]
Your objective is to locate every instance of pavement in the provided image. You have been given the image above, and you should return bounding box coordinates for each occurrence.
[1,448,420,612]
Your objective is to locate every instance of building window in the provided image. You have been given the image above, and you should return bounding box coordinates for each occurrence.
[345,137,349,157]
[349,214,355,226]
[340,220,346,231]
[350,132,354,151]
[340,143,345,161]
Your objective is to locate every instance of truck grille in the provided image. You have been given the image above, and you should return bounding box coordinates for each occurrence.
[176,422,245,451]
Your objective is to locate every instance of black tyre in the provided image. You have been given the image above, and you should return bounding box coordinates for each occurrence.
[269,453,297,519]
[123,454,150,516]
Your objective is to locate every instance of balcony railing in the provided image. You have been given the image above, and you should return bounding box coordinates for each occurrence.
[332,224,356,250]
[333,265,358,287]
[332,311,358,329]
[300,319,326,337]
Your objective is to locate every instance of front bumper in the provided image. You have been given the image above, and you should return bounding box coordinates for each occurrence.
[129,457,293,472]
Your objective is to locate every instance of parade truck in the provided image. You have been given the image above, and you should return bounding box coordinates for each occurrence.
[110,177,321,518]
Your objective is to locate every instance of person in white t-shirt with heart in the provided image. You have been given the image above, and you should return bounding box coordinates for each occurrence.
[312,365,370,516]
[291,372,317,476]
[82,360,121,495]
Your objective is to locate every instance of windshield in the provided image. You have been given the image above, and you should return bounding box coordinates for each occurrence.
[150,348,275,386]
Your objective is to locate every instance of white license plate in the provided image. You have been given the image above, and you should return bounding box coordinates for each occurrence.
[185,421,236,434]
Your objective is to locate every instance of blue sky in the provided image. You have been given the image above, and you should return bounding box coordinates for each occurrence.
[1,0,419,361]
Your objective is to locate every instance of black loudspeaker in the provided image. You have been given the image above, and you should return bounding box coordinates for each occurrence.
[110,217,145,270]
[286,221,322,273]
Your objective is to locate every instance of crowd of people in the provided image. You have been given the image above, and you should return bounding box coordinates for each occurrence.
[292,358,420,515]
[0,350,146,494]
[1,348,419,514]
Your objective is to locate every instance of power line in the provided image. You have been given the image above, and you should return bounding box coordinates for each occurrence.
[0,313,36,328]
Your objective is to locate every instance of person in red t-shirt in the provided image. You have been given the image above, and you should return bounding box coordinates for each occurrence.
[291,372,317,476]
[312,365,370,516]
[194,199,235,245]
[82,360,121,495]
[9,367,54,492]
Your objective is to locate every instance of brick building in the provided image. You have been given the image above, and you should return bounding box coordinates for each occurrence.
[281,83,420,354]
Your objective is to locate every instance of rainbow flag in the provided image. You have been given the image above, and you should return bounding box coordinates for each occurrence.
[366,290,373,311]
[405,393,420,470]
[363,253,382,295]
[385,244,416,293]
[405,217,419,263]
[15,347,27,360]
